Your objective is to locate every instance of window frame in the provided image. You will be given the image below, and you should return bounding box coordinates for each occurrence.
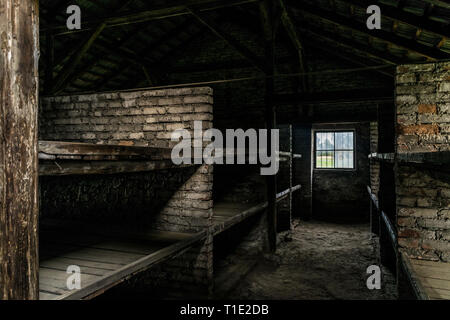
[313,129,356,171]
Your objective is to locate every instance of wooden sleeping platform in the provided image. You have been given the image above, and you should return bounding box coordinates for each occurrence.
[212,185,301,236]
[38,222,206,300]
[401,253,450,300]
[38,141,193,176]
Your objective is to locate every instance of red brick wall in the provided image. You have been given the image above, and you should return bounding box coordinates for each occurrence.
[396,62,450,262]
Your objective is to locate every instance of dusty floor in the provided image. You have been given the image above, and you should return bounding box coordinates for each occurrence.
[228,220,398,300]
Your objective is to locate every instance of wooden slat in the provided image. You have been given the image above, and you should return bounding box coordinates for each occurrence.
[401,253,450,300]
[54,231,206,300]
[39,292,61,300]
[39,140,172,160]
[40,257,123,272]
[39,226,207,300]
[42,244,146,265]
[39,159,194,176]
[41,260,116,276]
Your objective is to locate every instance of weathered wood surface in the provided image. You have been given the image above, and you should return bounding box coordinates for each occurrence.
[39,141,173,160]
[212,185,301,235]
[369,152,450,165]
[38,226,206,300]
[401,253,450,300]
[0,0,39,300]
[38,159,194,176]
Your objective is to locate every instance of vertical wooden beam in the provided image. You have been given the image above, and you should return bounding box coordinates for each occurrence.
[0,0,39,300]
[289,124,293,231]
[260,0,277,252]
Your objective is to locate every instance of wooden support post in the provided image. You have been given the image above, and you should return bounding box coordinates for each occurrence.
[0,0,39,300]
[260,0,277,252]
[289,124,293,230]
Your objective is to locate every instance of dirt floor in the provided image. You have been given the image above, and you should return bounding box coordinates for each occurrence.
[227,220,398,300]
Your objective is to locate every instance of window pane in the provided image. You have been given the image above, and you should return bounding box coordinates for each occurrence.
[317,151,334,168]
[315,131,353,169]
[335,151,353,168]
[336,131,353,150]
[316,133,325,150]
[316,132,335,150]
[326,132,334,150]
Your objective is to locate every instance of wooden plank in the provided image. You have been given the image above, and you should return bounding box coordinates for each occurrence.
[39,159,194,176]
[39,292,61,300]
[42,244,146,265]
[418,277,450,291]
[0,0,39,300]
[401,253,430,300]
[55,231,206,300]
[426,288,450,300]
[411,265,450,280]
[40,267,103,283]
[40,257,123,272]
[410,258,450,268]
[40,274,102,294]
[39,141,172,159]
[40,219,196,243]
[39,282,69,296]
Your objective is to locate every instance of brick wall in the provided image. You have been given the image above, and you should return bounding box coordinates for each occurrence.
[39,87,215,293]
[396,62,450,262]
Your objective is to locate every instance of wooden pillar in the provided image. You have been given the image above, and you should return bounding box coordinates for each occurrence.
[260,0,277,252]
[0,0,39,300]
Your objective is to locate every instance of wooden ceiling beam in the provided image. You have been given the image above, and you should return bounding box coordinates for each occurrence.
[304,39,394,78]
[279,0,307,90]
[188,8,269,73]
[299,24,401,65]
[289,1,450,61]
[422,0,450,10]
[42,0,261,35]
[95,21,204,90]
[337,0,450,41]
[51,23,107,94]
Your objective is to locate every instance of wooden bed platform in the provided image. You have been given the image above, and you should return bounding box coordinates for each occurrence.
[212,185,301,236]
[401,253,450,300]
[38,141,193,176]
[38,224,206,300]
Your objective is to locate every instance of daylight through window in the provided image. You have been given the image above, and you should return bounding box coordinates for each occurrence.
[315,131,354,169]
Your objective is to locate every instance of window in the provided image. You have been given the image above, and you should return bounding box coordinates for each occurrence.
[315,131,355,169]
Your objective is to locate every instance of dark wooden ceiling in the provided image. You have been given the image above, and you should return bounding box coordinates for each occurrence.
[38,0,450,95]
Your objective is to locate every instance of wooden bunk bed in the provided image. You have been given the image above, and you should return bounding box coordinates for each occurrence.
[38,141,194,176]
[39,221,206,300]
[38,140,206,300]
[37,138,302,299]
[212,185,301,236]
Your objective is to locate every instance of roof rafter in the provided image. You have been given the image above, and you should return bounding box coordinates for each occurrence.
[43,0,261,36]
[337,0,450,42]
[279,0,307,91]
[288,1,450,61]
[299,23,401,65]
[188,8,269,73]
